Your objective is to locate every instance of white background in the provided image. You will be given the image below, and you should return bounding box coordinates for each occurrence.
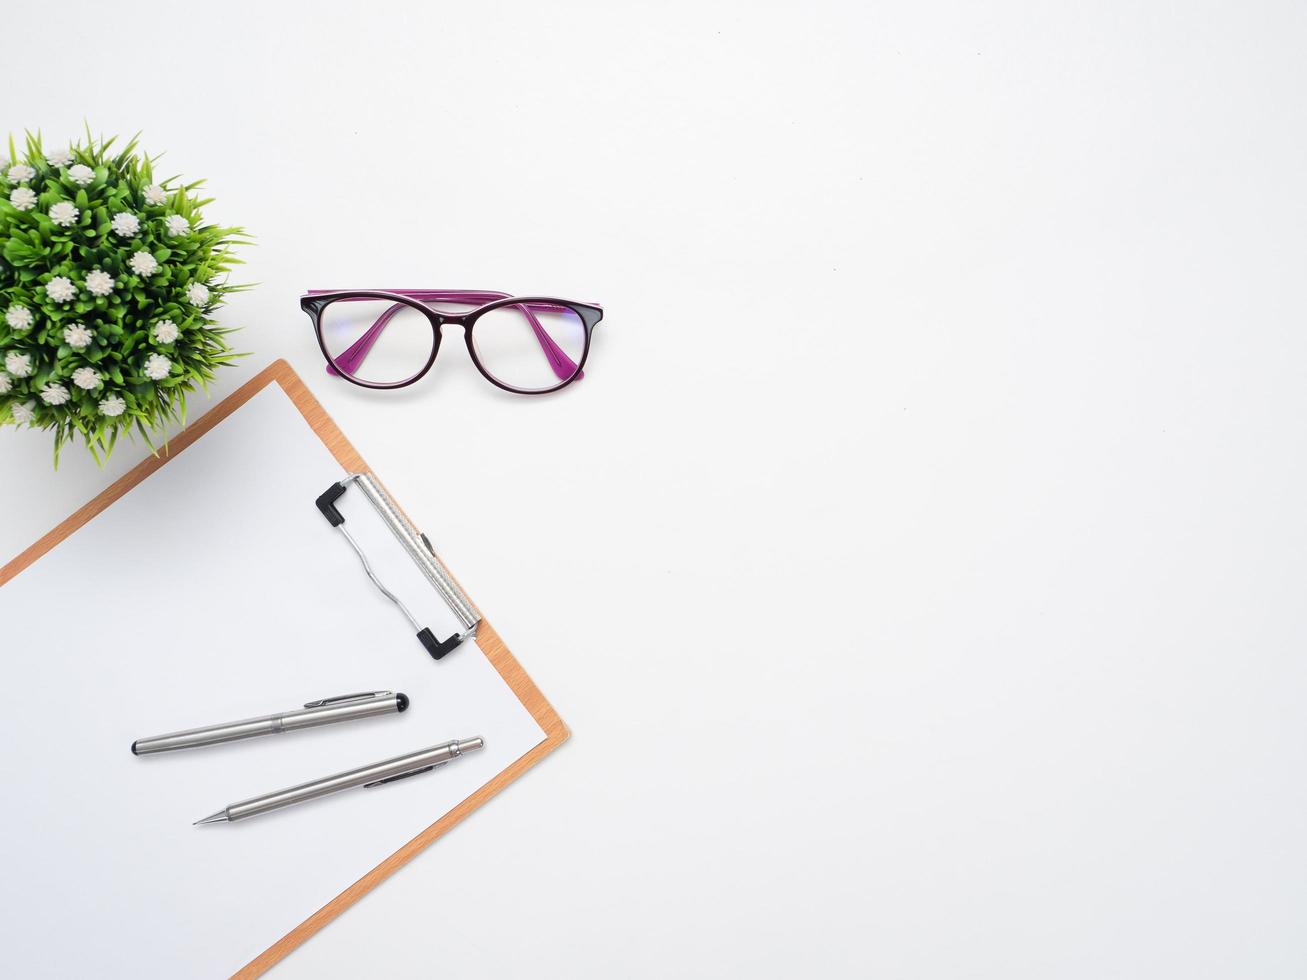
[3,2,1305,977]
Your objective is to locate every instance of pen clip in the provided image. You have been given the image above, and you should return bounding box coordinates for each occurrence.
[364,761,447,788]
[303,691,392,709]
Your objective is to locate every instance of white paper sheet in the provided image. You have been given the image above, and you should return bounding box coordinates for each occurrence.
[0,384,547,978]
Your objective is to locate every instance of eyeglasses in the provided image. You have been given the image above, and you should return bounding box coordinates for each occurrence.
[300,289,604,394]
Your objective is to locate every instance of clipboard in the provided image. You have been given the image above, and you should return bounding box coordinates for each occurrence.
[0,360,569,977]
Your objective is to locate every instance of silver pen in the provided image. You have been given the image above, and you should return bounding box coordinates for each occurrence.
[194,737,485,824]
[131,691,410,755]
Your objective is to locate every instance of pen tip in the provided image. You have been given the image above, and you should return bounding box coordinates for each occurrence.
[194,811,228,826]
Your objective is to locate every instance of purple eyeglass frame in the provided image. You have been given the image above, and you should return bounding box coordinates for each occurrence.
[300,289,604,394]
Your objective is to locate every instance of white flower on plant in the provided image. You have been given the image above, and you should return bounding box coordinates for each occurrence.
[0,371,10,395]
[110,211,140,237]
[64,323,93,349]
[11,400,37,425]
[6,305,35,331]
[48,201,79,226]
[72,366,101,390]
[143,352,172,381]
[151,319,179,344]
[185,282,210,306]
[45,277,77,303]
[98,393,126,417]
[143,184,167,206]
[6,163,36,183]
[67,163,94,186]
[5,351,32,377]
[164,213,190,236]
[45,148,74,168]
[85,269,115,296]
[9,186,37,211]
[128,250,159,277]
[39,382,70,406]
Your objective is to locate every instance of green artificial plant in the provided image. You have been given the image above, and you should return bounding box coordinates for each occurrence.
[0,129,248,464]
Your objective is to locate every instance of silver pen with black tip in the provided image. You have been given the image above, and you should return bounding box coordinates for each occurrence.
[195,737,485,824]
[131,691,410,755]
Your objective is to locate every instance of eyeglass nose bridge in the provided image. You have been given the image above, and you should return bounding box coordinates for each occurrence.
[430,311,472,327]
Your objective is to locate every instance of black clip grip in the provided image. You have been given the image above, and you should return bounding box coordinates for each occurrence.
[418,627,466,660]
[316,482,349,527]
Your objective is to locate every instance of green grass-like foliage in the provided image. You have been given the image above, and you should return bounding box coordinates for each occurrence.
[0,129,248,464]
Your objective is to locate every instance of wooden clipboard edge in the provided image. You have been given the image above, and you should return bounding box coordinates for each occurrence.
[0,360,570,977]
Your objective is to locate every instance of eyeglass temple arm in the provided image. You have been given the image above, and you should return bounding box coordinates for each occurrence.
[307,290,581,381]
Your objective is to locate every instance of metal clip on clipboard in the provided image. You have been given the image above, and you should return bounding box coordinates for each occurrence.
[315,473,480,660]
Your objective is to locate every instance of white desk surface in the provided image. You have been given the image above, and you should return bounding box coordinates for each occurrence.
[3,2,1306,977]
